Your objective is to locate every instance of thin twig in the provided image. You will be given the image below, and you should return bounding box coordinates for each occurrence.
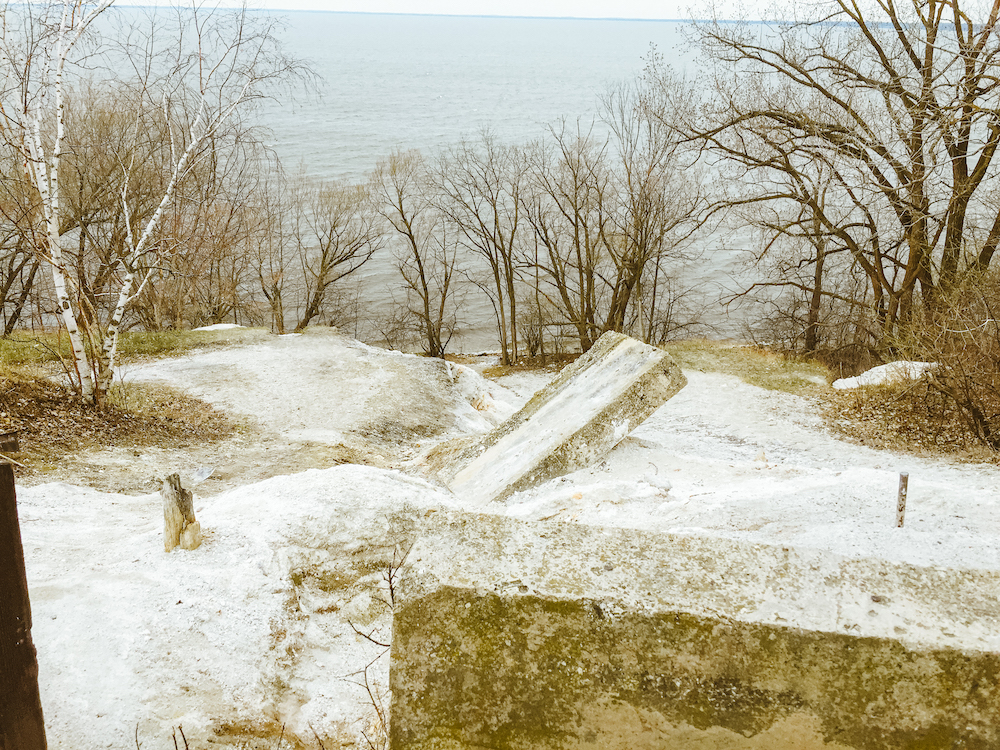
[308,723,328,750]
[346,653,390,750]
[382,540,414,609]
[348,620,391,648]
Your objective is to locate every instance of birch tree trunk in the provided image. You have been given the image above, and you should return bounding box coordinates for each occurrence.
[5,0,301,405]
[20,0,113,405]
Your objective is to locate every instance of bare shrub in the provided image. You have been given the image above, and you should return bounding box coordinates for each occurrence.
[826,274,1000,456]
[825,380,986,456]
[901,276,1000,452]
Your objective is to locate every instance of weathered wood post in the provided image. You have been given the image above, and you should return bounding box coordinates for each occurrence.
[161,473,202,552]
[0,432,47,750]
[896,472,909,528]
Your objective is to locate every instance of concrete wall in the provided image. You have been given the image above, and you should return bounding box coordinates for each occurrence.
[390,513,1000,749]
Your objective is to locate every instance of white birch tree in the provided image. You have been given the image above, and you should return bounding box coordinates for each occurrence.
[0,0,298,404]
[1,0,113,403]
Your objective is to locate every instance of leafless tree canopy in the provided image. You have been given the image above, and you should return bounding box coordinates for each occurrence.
[0,0,304,403]
[36,1,1000,388]
[690,0,1000,354]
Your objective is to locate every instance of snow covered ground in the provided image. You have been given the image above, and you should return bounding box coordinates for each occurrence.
[15,329,1000,748]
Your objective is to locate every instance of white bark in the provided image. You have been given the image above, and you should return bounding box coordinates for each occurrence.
[99,92,250,390]
[19,0,113,404]
[9,1,290,403]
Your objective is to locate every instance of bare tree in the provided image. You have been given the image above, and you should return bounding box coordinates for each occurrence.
[602,66,704,339]
[58,81,262,333]
[0,0,116,402]
[521,123,613,353]
[291,178,381,332]
[519,61,706,352]
[0,144,42,334]
[248,168,294,334]
[0,0,301,404]
[373,149,460,359]
[694,0,1000,346]
[435,133,526,365]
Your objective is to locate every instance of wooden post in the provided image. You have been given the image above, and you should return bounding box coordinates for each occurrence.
[896,472,909,528]
[161,474,202,552]
[0,433,47,750]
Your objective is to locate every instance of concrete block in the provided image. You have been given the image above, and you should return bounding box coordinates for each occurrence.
[447,332,686,503]
[390,513,1000,749]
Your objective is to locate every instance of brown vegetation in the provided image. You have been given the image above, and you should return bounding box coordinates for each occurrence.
[0,370,236,480]
[824,380,992,459]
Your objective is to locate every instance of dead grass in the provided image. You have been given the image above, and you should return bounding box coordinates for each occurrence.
[0,368,238,480]
[664,339,831,396]
[207,719,312,750]
[480,352,581,379]
[0,327,272,369]
[824,379,996,460]
[673,339,996,461]
[473,339,832,394]
[0,327,266,478]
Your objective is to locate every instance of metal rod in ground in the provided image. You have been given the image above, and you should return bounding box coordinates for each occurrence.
[896,472,909,529]
[0,461,47,750]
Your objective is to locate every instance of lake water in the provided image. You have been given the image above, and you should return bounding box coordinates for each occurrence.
[261,12,694,182]
[254,13,752,347]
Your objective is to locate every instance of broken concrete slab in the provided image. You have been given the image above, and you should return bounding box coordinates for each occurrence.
[390,513,1000,749]
[443,331,686,504]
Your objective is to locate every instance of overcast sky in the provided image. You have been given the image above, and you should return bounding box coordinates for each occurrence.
[244,0,730,19]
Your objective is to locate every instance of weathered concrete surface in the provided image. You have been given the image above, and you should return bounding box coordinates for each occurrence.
[390,513,1000,749]
[444,332,686,504]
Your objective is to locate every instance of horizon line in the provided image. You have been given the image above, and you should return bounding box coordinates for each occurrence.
[113,6,745,23]
[256,10,697,21]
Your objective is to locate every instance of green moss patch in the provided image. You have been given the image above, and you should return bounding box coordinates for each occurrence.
[392,588,1000,749]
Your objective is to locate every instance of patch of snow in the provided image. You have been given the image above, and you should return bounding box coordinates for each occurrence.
[832,360,937,389]
[122,331,517,454]
[17,334,1000,749]
[21,466,454,749]
[192,323,244,331]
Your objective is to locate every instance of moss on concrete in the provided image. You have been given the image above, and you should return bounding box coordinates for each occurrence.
[391,587,1000,749]
[389,512,1000,749]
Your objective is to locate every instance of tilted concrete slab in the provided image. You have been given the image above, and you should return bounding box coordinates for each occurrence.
[446,332,686,504]
[390,513,1000,749]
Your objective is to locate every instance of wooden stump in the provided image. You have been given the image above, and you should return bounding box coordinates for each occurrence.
[161,474,202,552]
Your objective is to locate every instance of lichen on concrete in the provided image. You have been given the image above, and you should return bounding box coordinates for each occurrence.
[390,513,1000,749]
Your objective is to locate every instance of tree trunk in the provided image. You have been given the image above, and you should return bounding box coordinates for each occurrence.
[2,258,40,337]
[805,231,826,354]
